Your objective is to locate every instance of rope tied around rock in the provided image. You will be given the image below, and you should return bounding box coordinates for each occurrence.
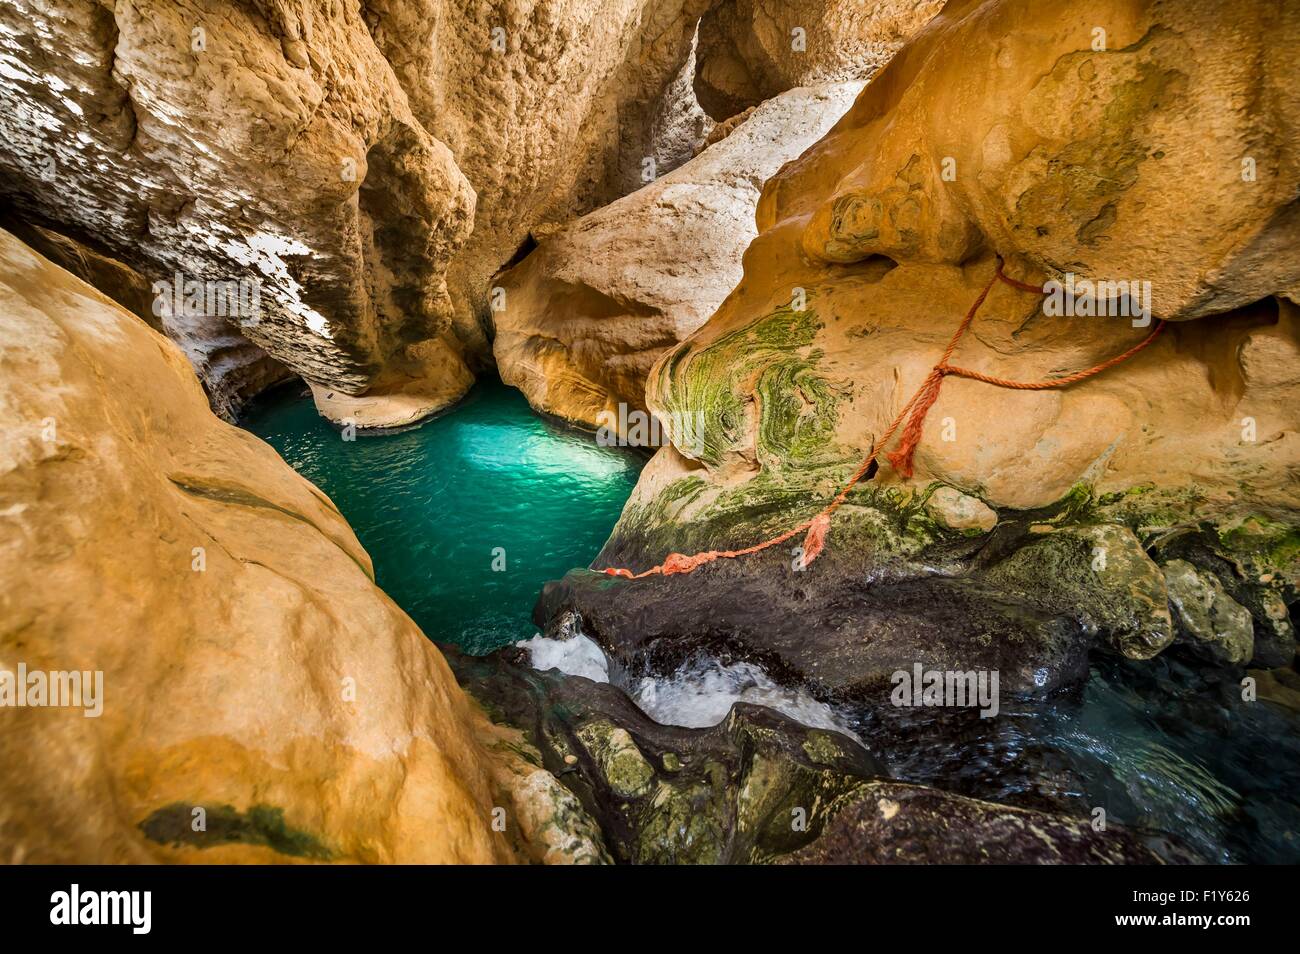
[602,259,1166,580]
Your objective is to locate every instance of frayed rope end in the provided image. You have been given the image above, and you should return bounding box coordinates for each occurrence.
[800,512,832,568]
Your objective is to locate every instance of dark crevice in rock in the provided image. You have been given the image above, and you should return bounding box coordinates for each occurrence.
[498,232,539,274]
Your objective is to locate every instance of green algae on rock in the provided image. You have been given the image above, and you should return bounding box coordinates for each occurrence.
[139,804,333,861]
[983,523,1174,660]
[448,646,1192,864]
[652,300,849,469]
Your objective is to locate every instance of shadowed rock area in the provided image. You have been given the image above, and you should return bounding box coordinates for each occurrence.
[448,645,1186,863]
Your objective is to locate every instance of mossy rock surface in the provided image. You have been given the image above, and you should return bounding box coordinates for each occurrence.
[446,647,1193,865]
[139,803,332,859]
[652,300,847,470]
[578,468,1297,704]
[446,646,883,864]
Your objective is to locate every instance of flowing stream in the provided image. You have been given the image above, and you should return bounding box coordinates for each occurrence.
[246,380,1300,864]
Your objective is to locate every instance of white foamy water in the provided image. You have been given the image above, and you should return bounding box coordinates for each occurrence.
[517,631,610,683]
[517,632,860,742]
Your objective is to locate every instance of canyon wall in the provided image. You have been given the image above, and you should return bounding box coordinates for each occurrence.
[0,0,945,426]
[0,0,718,424]
[492,81,865,434]
[545,0,1299,703]
[0,229,604,863]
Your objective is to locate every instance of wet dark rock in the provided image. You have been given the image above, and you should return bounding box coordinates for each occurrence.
[446,646,1189,865]
[446,645,884,864]
[780,781,1195,865]
[536,550,1093,706]
[1149,526,1297,669]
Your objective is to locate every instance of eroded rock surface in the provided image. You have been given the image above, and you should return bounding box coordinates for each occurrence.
[540,0,1299,699]
[0,0,730,424]
[0,0,481,419]
[493,82,864,432]
[0,230,603,864]
[693,0,944,119]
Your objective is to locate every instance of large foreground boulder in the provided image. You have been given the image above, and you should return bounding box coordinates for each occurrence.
[0,230,603,863]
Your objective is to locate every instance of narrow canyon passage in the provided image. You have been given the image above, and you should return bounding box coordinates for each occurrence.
[2,0,1297,882]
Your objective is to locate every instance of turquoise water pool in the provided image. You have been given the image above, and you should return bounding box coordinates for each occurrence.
[243,380,643,654]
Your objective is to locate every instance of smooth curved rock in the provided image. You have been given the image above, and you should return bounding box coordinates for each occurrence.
[925,485,998,533]
[0,230,602,863]
[492,82,865,433]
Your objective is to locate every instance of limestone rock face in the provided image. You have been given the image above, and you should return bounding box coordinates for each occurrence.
[0,230,603,863]
[0,0,477,419]
[360,0,716,359]
[546,0,1299,696]
[1163,560,1255,666]
[693,0,944,119]
[492,82,864,433]
[789,0,1300,317]
[0,0,720,424]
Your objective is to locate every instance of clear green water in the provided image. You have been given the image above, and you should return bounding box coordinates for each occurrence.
[243,380,643,654]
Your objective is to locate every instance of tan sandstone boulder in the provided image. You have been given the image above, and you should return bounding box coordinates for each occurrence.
[0,229,605,863]
[646,0,1300,516]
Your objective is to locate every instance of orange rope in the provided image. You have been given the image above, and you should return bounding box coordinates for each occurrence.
[602,260,1166,580]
